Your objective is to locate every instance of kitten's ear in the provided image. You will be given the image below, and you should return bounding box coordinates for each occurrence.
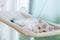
[39,19,43,23]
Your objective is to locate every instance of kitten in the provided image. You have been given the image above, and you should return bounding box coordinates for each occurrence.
[32,19,54,33]
[11,18,54,33]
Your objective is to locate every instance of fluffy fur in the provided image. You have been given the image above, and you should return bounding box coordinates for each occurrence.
[11,18,54,33]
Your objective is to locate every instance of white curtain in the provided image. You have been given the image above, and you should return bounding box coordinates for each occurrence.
[0,0,29,12]
[0,0,29,40]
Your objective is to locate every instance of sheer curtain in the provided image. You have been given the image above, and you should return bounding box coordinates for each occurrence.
[1,0,29,12]
[0,0,29,40]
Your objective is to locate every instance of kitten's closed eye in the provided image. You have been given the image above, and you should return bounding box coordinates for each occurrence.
[43,30,46,32]
[39,27,41,29]
[36,25,41,30]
